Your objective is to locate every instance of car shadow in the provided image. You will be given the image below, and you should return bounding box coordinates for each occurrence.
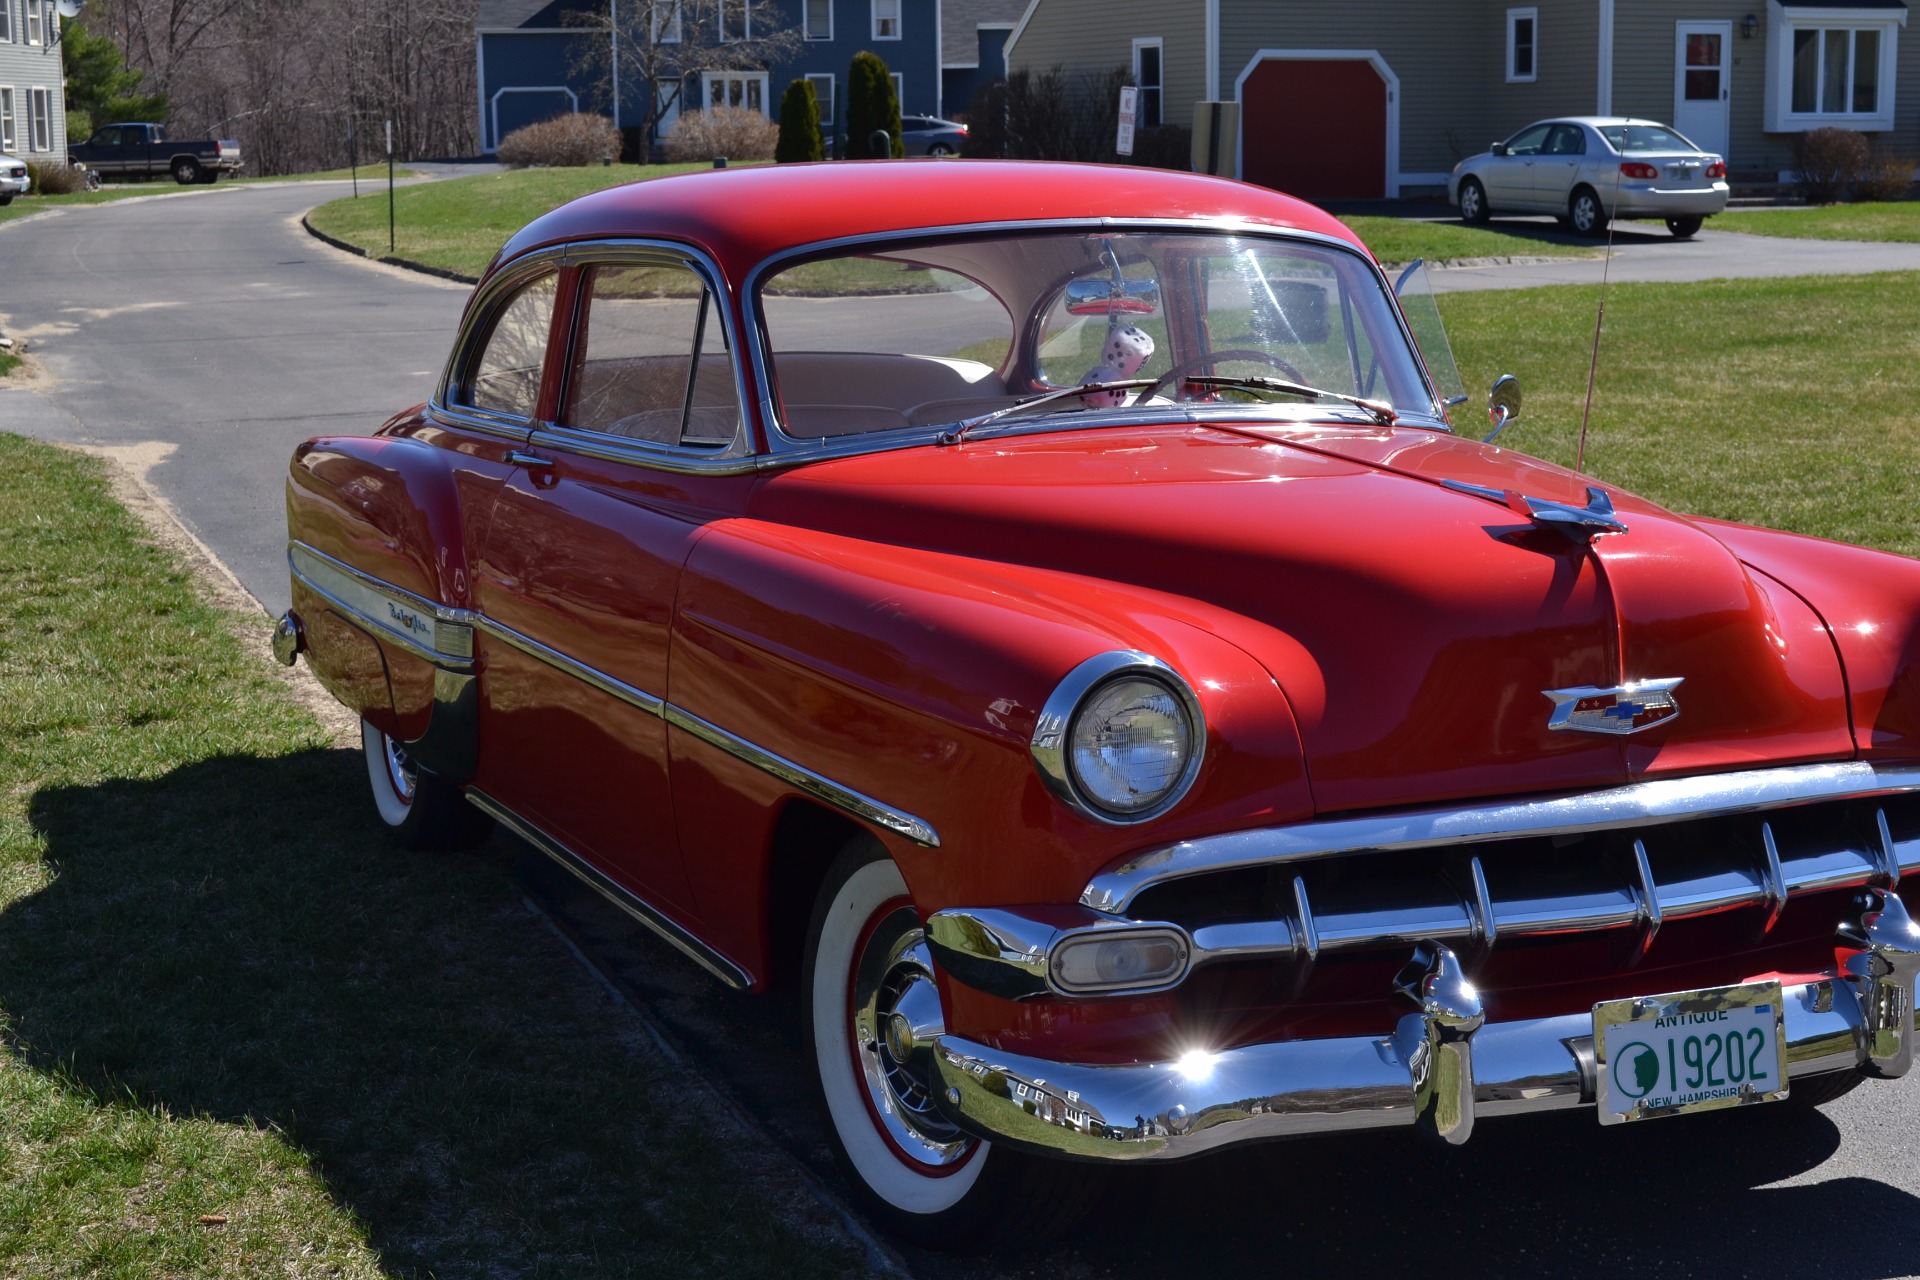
[5,749,854,1278]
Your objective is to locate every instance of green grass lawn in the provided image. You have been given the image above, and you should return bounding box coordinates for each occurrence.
[1716,200,1920,242]
[1341,215,1599,264]
[306,164,732,278]
[230,167,419,185]
[1440,270,1920,557]
[0,435,854,1276]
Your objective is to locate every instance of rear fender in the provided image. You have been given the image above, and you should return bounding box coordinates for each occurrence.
[668,520,1315,977]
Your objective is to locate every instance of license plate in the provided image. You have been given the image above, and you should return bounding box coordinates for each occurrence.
[1593,981,1789,1124]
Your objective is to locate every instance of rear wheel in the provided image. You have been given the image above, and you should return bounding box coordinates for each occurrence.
[171,157,201,185]
[1665,215,1703,238]
[1457,176,1489,224]
[928,143,953,157]
[803,840,1102,1249]
[361,720,492,851]
[1569,186,1608,237]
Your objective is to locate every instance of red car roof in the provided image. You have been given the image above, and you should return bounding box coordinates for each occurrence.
[493,159,1370,282]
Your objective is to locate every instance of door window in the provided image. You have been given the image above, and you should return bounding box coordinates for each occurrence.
[1503,123,1551,156]
[1544,124,1586,156]
[1685,32,1723,101]
[562,262,742,449]
[457,273,557,420]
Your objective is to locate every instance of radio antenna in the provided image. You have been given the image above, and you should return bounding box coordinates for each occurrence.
[1575,161,1625,474]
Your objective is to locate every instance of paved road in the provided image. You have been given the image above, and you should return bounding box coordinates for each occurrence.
[3,182,1920,1279]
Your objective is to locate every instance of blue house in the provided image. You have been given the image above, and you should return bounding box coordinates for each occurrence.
[477,0,948,155]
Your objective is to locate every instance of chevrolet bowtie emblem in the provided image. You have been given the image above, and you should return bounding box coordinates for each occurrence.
[1542,678,1684,735]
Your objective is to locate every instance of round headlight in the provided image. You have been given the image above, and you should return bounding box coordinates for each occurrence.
[1069,677,1194,815]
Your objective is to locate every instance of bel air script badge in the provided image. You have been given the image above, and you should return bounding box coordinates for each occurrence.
[1542,678,1684,735]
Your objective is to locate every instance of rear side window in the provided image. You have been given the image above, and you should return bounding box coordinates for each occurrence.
[460,273,557,419]
[561,262,742,448]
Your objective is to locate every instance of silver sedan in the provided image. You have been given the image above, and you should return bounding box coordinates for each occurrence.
[1448,117,1729,238]
[0,152,28,205]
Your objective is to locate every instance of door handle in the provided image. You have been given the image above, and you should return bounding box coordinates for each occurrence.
[506,448,554,469]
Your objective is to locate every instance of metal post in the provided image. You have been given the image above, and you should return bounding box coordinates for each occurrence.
[386,119,395,255]
[349,117,358,198]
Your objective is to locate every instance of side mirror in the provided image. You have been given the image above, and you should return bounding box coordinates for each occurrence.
[1484,374,1522,443]
[1490,142,1509,156]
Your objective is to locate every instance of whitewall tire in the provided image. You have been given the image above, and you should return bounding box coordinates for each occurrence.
[360,721,491,851]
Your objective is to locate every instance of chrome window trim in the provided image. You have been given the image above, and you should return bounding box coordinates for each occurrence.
[435,250,565,428]
[528,422,762,476]
[1082,760,1920,915]
[742,216,1451,460]
[466,787,753,990]
[288,541,476,671]
[1030,650,1207,826]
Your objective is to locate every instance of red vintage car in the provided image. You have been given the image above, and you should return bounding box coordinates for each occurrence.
[275,160,1920,1247]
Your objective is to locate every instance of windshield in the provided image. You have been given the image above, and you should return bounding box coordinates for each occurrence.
[756,229,1441,441]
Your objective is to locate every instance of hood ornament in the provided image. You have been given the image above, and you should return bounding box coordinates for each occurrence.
[1442,479,1628,541]
[1543,678,1684,735]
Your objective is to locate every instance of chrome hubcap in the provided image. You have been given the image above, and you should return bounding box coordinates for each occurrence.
[383,735,418,804]
[851,908,971,1168]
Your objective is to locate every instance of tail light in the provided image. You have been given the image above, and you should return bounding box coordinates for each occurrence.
[214,141,225,156]
[1706,160,1726,179]
[1619,162,1658,179]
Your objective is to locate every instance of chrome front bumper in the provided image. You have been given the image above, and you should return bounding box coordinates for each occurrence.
[931,892,1920,1163]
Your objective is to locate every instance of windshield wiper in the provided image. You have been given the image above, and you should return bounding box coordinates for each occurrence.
[1178,375,1397,426]
[937,378,1160,446]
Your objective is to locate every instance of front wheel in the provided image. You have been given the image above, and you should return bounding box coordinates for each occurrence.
[803,841,1101,1249]
[927,143,953,158]
[361,721,492,851]
[1665,215,1703,238]
[1569,186,1608,237]
[171,157,201,185]
[1457,176,1489,224]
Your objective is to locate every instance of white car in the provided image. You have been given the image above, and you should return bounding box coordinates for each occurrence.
[1449,117,1729,238]
[0,152,28,205]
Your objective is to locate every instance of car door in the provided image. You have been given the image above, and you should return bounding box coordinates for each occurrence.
[1532,123,1588,211]
[471,248,757,920]
[1484,122,1550,209]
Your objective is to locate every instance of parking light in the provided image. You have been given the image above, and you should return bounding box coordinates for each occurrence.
[1050,928,1190,994]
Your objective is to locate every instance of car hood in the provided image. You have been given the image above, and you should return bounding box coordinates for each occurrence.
[748,421,1852,814]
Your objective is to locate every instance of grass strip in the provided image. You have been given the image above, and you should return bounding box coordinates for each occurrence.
[0,186,167,227]
[1340,215,1599,264]
[0,434,853,1277]
[1441,270,1920,558]
[305,164,730,278]
[1716,201,1920,242]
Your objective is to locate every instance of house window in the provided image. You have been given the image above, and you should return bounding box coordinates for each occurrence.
[872,0,899,40]
[806,73,835,132]
[705,71,769,114]
[1507,8,1538,82]
[804,0,831,41]
[0,3,11,44]
[1132,38,1163,128]
[28,87,48,152]
[25,0,42,46]
[651,0,681,44]
[719,0,749,43]
[0,89,13,152]
[1765,7,1903,131]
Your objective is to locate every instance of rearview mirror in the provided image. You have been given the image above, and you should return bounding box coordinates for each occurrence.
[1065,277,1160,316]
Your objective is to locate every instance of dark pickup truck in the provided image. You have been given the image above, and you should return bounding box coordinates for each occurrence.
[69,123,243,185]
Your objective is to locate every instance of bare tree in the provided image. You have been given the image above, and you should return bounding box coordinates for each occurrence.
[566,0,801,151]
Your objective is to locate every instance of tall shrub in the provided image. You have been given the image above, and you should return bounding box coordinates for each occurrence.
[960,78,1007,158]
[1790,127,1869,204]
[662,107,780,162]
[775,78,824,162]
[845,51,903,158]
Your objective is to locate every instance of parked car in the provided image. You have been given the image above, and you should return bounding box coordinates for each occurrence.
[68,122,243,185]
[1450,117,1728,237]
[0,152,27,204]
[900,114,966,156]
[277,160,1920,1248]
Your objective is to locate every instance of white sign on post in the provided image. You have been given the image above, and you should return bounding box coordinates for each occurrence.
[1116,86,1138,156]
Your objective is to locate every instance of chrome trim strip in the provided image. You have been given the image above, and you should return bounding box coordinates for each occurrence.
[472,615,665,717]
[466,787,752,990]
[663,703,941,848]
[527,424,763,476]
[1083,761,1920,914]
[1029,650,1207,826]
[932,971,1879,1162]
[288,541,476,672]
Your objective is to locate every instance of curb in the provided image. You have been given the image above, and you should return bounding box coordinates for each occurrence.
[299,213,479,285]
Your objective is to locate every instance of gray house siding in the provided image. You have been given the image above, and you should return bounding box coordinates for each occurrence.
[1009,0,1207,130]
[0,0,66,161]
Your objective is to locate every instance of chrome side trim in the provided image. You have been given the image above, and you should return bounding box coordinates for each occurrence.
[466,787,752,990]
[288,541,476,672]
[932,970,1877,1163]
[663,703,941,848]
[1084,761,1920,914]
[1029,650,1207,826]
[472,615,665,717]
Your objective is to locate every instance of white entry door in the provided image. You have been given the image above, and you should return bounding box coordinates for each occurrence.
[1674,22,1731,157]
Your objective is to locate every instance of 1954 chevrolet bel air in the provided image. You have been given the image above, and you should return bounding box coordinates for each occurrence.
[275,160,1920,1247]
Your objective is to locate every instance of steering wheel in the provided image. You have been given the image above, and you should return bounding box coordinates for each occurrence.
[1134,349,1308,406]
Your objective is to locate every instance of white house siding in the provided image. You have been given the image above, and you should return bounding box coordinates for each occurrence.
[1612,0,1919,174]
[1007,0,1209,132]
[0,0,66,160]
